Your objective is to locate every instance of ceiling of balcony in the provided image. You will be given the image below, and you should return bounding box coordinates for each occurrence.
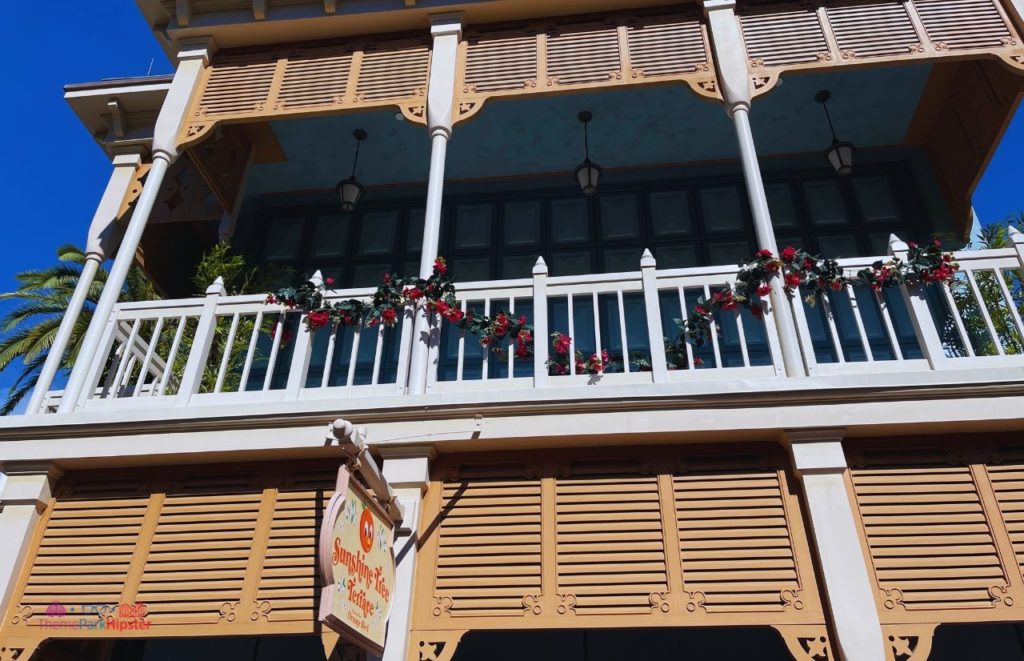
[243,63,933,199]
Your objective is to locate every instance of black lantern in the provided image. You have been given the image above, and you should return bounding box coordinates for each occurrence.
[574,111,602,196]
[815,90,855,176]
[336,129,367,212]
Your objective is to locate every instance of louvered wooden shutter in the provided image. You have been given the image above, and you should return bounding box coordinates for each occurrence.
[626,16,707,76]
[546,23,622,85]
[464,31,538,93]
[434,463,543,617]
[356,43,430,102]
[914,0,1014,50]
[277,49,354,109]
[851,450,1011,610]
[740,8,829,66]
[674,458,804,612]
[198,53,277,116]
[555,461,668,615]
[826,2,921,58]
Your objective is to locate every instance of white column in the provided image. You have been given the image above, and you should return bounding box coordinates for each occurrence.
[26,151,143,414]
[408,13,463,396]
[378,450,433,661]
[784,429,886,661]
[0,464,60,617]
[58,38,215,413]
[704,0,806,378]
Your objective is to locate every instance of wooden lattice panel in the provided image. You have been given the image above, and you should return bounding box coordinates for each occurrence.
[555,461,668,615]
[826,2,921,58]
[739,7,829,67]
[914,0,1015,49]
[414,446,824,635]
[434,464,543,617]
[674,458,803,613]
[1,461,343,646]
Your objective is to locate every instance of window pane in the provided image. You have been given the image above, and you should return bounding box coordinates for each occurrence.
[451,257,491,281]
[504,201,541,247]
[550,198,589,244]
[708,240,750,265]
[454,204,493,250]
[655,245,698,268]
[765,183,798,228]
[351,263,390,287]
[501,254,537,279]
[853,176,900,223]
[804,180,848,226]
[817,234,859,258]
[603,248,641,273]
[311,215,350,257]
[550,251,591,276]
[265,217,304,259]
[700,187,744,232]
[358,210,398,255]
[599,194,640,240]
[649,190,692,237]
[407,209,425,252]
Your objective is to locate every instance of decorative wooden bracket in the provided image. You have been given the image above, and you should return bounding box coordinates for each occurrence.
[0,637,42,661]
[772,625,833,661]
[883,624,936,661]
[409,630,467,661]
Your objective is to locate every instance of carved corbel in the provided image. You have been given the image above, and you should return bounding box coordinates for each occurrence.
[882,624,936,661]
[0,638,43,661]
[409,630,467,661]
[772,625,833,661]
[685,77,722,102]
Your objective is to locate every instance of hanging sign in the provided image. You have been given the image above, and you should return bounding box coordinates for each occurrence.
[318,465,396,655]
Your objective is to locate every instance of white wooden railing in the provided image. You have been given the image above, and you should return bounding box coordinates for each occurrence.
[51,232,1024,414]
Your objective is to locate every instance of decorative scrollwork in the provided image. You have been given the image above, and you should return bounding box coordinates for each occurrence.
[989,584,1015,607]
[881,587,905,610]
[431,596,453,617]
[8,606,31,626]
[0,643,39,661]
[522,594,542,616]
[774,626,831,661]
[884,625,936,661]
[414,631,467,661]
[685,590,706,613]
[218,601,239,623]
[250,600,272,621]
[649,592,671,613]
[556,593,577,615]
[781,589,805,610]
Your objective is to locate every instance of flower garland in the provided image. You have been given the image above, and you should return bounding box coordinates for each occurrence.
[681,239,959,347]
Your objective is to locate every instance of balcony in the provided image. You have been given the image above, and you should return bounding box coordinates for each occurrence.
[41,235,1024,417]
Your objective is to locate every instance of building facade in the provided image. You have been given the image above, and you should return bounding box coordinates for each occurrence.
[2,0,1024,659]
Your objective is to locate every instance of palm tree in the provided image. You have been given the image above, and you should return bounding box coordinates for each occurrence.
[0,245,157,414]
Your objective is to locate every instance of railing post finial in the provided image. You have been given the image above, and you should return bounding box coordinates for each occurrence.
[888,233,909,257]
[640,248,656,269]
[206,276,226,296]
[309,270,324,287]
[532,256,548,276]
[1008,225,1024,245]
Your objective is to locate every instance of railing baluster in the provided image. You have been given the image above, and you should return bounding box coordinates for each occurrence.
[939,282,975,357]
[507,298,516,379]
[238,311,262,393]
[177,278,227,405]
[346,324,362,387]
[321,324,339,389]
[845,284,874,362]
[159,315,188,396]
[112,319,142,394]
[759,288,786,375]
[567,293,576,375]
[704,284,722,369]
[676,286,695,370]
[993,267,1024,345]
[874,290,904,361]
[456,299,467,383]
[119,355,139,394]
[285,271,322,398]
[263,314,285,391]
[616,290,630,373]
[132,317,165,397]
[640,250,668,381]
[820,293,846,364]
[214,313,240,394]
[482,298,491,380]
[370,323,385,385]
[592,291,602,363]
[966,269,1004,355]
[533,258,549,387]
[393,305,415,395]
[727,280,751,368]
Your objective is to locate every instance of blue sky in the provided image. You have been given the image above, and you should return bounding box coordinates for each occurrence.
[0,3,1022,404]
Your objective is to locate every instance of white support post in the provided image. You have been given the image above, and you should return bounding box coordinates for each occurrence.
[175,277,226,405]
[532,257,549,387]
[640,250,669,382]
[27,151,143,414]
[704,0,806,379]
[58,38,215,413]
[888,234,948,370]
[285,271,322,399]
[1009,225,1024,268]
[408,13,463,396]
[0,464,60,618]
[378,448,433,661]
[784,429,886,661]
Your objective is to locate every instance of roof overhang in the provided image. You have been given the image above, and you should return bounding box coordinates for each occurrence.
[64,75,172,158]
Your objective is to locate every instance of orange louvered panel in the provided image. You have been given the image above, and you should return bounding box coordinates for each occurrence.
[984,455,1024,581]
[675,458,803,613]
[277,49,354,109]
[626,15,707,76]
[16,477,149,619]
[555,461,668,615]
[198,53,277,116]
[827,2,921,58]
[914,0,1013,50]
[546,23,622,85]
[254,469,336,622]
[851,451,1010,611]
[740,8,829,66]
[356,43,430,102]
[433,464,543,617]
[464,30,538,93]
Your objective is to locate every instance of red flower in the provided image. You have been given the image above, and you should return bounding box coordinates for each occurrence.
[785,272,802,288]
[381,307,398,326]
[265,294,276,305]
[552,334,572,355]
[756,249,773,258]
[383,273,392,284]
[750,305,764,319]
[781,247,798,262]
[403,286,424,301]
[434,257,448,274]
[434,300,449,315]
[518,314,528,326]
[802,257,815,270]
[908,242,918,249]
[756,284,772,297]
[694,305,708,316]
[445,307,464,322]
[830,280,844,291]
[693,357,704,367]
[307,310,330,329]
[325,277,335,286]
[515,344,529,358]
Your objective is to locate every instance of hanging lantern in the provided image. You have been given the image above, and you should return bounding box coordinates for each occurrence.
[336,129,367,212]
[815,90,855,176]
[574,111,602,196]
